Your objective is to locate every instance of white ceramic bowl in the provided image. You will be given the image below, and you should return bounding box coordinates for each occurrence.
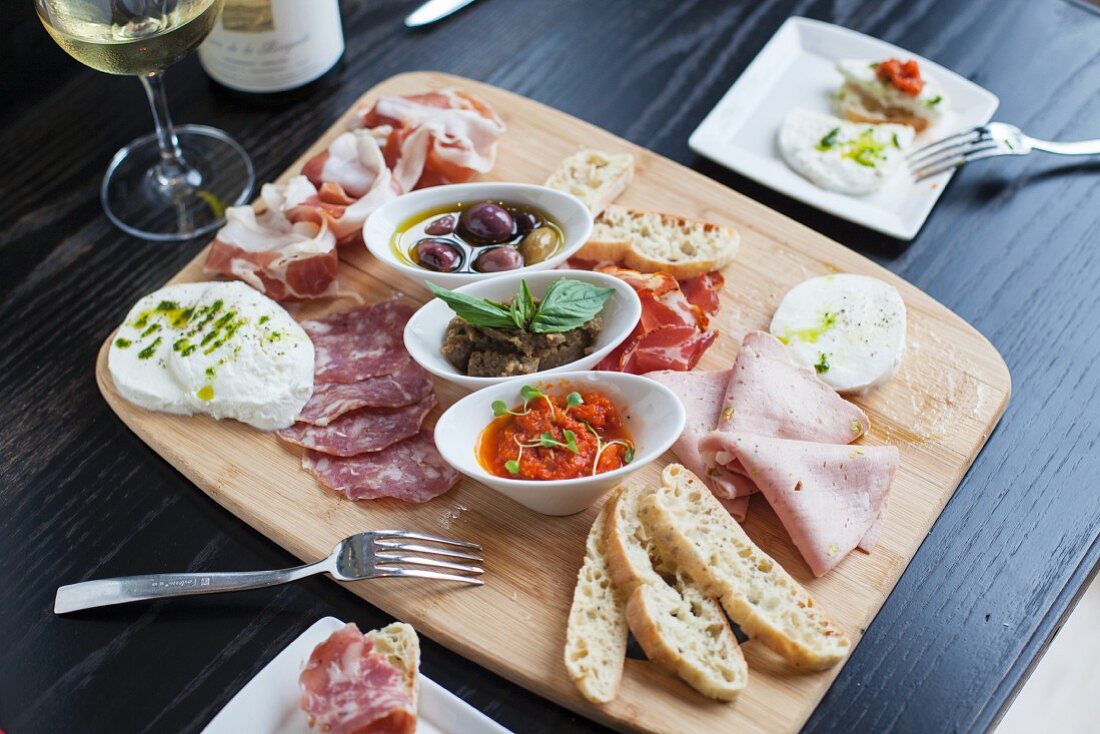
[434,372,686,515]
[363,182,593,290]
[404,270,642,391]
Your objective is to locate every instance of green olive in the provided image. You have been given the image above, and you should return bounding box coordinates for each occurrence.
[519,226,561,264]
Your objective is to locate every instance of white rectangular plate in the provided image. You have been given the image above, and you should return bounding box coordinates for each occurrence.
[202,617,514,734]
[689,16,999,239]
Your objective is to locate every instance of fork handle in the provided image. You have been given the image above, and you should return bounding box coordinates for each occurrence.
[1029,137,1100,156]
[54,561,327,614]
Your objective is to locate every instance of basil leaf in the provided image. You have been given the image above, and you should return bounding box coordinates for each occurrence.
[530,279,615,334]
[426,282,515,330]
[510,280,536,329]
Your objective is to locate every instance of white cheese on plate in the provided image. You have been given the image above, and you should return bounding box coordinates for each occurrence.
[108,281,314,431]
[778,108,914,195]
[770,274,906,395]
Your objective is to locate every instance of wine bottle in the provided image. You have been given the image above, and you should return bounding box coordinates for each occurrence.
[198,0,344,100]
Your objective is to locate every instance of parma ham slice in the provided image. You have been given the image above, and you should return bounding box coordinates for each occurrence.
[278,395,435,457]
[304,300,414,383]
[293,130,400,247]
[356,88,505,192]
[205,179,339,301]
[679,271,725,316]
[304,430,460,502]
[299,623,417,734]
[296,360,433,426]
[701,432,898,576]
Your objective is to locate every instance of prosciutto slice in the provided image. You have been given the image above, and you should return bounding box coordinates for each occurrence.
[680,271,725,316]
[594,266,717,373]
[356,89,505,191]
[304,300,414,383]
[304,430,460,503]
[204,178,339,301]
[296,360,433,426]
[291,130,400,247]
[278,395,435,457]
[299,623,416,734]
[701,432,897,576]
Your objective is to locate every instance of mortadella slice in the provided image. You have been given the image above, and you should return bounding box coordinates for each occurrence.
[644,368,731,487]
[701,432,897,576]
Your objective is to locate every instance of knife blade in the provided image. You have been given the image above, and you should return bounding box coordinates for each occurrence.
[404,0,479,28]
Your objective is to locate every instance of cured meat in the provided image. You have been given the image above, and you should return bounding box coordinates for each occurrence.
[701,432,897,576]
[706,331,871,499]
[644,368,731,487]
[594,266,717,374]
[304,300,414,383]
[304,430,460,502]
[716,494,750,523]
[278,395,435,457]
[680,271,725,316]
[291,131,400,247]
[296,360,433,426]
[204,179,339,301]
[299,623,416,734]
[356,89,505,192]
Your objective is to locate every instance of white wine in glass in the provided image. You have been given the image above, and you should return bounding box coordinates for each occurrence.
[36,0,255,241]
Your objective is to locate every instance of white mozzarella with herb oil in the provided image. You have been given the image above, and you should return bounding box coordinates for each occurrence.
[770,274,906,395]
[108,281,314,430]
[778,108,914,195]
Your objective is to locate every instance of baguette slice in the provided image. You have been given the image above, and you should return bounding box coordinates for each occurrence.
[580,205,739,280]
[545,149,634,217]
[366,622,421,710]
[564,499,629,704]
[640,464,851,671]
[605,485,747,700]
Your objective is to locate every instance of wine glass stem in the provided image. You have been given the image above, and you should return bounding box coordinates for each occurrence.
[139,70,200,190]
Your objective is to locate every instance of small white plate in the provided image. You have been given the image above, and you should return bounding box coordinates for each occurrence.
[202,617,513,734]
[688,17,999,240]
[403,269,643,391]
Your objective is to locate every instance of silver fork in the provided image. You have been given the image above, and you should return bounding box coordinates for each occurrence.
[54,530,484,614]
[908,122,1100,180]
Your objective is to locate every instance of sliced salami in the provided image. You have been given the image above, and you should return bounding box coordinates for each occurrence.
[304,300,414,383]
[304,430,460,502]
[278,395,435,457]
[296,360,433,426]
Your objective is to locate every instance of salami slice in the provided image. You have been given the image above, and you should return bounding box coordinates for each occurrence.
[296,360,433,426]
[304,300,414,383]
[278,395,435,457]
[304,430,460,502]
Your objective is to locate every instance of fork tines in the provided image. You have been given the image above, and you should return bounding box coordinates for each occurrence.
[907,124,998,180]
[373,530,485,585]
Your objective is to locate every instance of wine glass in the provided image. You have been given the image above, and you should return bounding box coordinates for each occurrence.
[35,0,254,241]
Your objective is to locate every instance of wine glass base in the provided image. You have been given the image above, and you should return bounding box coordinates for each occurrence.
[101,124,255,242]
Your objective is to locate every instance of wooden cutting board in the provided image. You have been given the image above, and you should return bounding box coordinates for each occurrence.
[95,72,1010,734]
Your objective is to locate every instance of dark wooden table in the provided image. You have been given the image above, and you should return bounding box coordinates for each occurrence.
[3,1,1099,732]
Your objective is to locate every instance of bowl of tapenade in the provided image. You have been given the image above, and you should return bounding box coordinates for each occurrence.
[403,270,643,390]
[364,182,593,289]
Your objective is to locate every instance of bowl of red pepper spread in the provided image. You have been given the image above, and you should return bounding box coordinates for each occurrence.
[875,57,924,96]
[477,385,635,481]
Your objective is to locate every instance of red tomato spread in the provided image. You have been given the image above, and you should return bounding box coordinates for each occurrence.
[477,388,634,480]
[875,58,924,96]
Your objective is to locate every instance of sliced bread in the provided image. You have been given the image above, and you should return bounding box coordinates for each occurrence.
[545,149,634,217]
[366,622,421,709]
[640,464,851,671]
[604,485,747,700]
[580,205,740,280]
[564,498,629,704]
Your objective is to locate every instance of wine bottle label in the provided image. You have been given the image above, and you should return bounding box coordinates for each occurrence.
[198,0,343,93]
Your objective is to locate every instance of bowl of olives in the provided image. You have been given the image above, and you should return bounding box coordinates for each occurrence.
[363,182,593,288]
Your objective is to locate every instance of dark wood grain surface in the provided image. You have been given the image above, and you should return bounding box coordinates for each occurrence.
[2,1,1098,732]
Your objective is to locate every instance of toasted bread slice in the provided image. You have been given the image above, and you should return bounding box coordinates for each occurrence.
[604,485,747,700]
[545,149,634,217]
[564,499,629,704]
[640,464,851,671]
[580,205,739,280]
[366,622,421,709]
